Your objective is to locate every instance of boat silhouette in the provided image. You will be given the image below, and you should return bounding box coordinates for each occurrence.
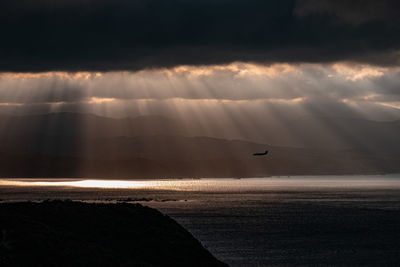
[253,150,268,156]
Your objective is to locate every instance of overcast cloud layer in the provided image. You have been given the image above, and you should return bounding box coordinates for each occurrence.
[0,63,399,122]
[0,63,399,103]
[1,0,400,71]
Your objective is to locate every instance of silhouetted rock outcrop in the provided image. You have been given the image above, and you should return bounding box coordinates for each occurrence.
[0,201,227,267]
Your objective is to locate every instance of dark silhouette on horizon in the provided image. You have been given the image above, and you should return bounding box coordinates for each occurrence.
[253,150,269,156]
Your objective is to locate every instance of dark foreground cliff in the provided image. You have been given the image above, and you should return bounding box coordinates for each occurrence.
[0,201,227,267]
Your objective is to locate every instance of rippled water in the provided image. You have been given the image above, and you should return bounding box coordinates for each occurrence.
[2,175,400,266]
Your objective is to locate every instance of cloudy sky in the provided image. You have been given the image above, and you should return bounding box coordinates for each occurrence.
[1,0,400,124]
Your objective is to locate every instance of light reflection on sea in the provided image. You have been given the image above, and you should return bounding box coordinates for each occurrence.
[1,175,400,191]
[2,175,400,266]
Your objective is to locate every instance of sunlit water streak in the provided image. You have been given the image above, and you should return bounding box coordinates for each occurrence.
[1,175,400,191]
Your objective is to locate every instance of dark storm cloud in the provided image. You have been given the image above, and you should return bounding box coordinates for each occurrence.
[295,0,400,25]
[0,0,399,72]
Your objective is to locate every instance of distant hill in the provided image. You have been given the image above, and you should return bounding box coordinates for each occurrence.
[1,112,399,151]
[182,115,400,152]
[0,135,398,178]
[0,113,399,177]
[0,113,187,138]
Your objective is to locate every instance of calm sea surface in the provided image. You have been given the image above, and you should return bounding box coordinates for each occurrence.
[2,175,400,266]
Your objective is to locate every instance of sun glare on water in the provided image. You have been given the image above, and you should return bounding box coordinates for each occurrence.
[0,179,215,191]
[1,176,400,192]
[0,179,159,189]
[35,180,152,189]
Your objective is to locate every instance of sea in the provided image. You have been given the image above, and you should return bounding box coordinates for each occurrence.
[1,175,400,266]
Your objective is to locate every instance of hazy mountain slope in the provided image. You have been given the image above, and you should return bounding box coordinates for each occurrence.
[0,135,398,178]
[1,113,399,151]
[0,113,399,177]
[0,113,187,138]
